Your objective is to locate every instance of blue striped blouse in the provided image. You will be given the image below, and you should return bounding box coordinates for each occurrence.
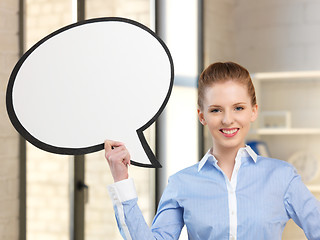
[108,146,320,240]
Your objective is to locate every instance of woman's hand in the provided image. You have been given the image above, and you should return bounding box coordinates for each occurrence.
[104,140,131,182]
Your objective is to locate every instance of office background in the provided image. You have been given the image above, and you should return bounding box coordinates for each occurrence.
[1,0,320,239]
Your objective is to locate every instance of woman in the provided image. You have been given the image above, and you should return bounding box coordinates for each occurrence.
[105,62,320,240]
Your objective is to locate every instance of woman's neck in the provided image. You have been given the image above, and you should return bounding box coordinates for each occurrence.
[211,144,245,180]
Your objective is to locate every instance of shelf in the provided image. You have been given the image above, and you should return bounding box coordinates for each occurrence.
[250,128,320,135]
[307,185,320,192]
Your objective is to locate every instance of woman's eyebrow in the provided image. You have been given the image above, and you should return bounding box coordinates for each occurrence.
[208,102,247,108]
[208,104,221,108]
[233,102,247,106]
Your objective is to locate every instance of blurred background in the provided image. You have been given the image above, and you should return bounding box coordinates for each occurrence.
[1,0,320,239]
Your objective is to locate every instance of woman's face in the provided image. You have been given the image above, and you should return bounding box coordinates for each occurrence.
[198,80,258,151]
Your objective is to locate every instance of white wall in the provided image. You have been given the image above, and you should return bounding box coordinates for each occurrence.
[203,0,235,66]
[234,0,320,73]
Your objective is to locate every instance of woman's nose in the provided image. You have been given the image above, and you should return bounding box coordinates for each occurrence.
[222,111,234,125]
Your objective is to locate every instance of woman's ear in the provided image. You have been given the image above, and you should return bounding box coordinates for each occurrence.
[197,108,207,125]
[250,104,258,122]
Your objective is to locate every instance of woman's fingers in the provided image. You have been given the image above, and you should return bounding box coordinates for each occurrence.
[104,139,131,182]
[108,146,130,163]
[105,140,123,159]
[104,140,124,152]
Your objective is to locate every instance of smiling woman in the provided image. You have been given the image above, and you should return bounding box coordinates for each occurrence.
[105,62,320,240]
[197,63,258,180]
[198,81,258,171]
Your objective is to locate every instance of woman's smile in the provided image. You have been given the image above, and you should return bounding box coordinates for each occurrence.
[220,128,239,137]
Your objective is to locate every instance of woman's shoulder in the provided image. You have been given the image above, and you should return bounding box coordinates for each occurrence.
[257,155,293,167]
[256,155,297,177]
[168,162,201,182]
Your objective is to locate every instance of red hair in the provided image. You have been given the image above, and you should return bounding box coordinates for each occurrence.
[198,62,256,109]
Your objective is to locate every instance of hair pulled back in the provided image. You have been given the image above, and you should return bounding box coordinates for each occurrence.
[198,62,256,109]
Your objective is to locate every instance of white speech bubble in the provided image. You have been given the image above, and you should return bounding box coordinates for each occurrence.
[6,17,174,168]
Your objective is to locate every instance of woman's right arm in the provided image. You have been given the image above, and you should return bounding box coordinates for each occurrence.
[105,140,184,240]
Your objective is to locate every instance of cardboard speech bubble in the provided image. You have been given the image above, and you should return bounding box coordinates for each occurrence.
[6,17,174,168]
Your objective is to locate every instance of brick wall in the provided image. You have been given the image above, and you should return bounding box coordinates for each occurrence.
[0,0,20,239]
[86,0,150,25]
[26,0,72,49]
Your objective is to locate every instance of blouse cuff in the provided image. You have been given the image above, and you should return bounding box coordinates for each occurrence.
[107,178,137,204]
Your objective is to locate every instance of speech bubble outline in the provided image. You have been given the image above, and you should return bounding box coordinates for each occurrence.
[6,17,174,168]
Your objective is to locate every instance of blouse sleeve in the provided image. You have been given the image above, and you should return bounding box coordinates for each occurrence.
[284,170,320,239]
[107,178,184,240]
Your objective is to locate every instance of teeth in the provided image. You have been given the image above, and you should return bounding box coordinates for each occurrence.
[222,129,238,134]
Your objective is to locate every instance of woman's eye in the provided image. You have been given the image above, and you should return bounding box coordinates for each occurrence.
[210,109,220,113]
[235,106,244,111]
